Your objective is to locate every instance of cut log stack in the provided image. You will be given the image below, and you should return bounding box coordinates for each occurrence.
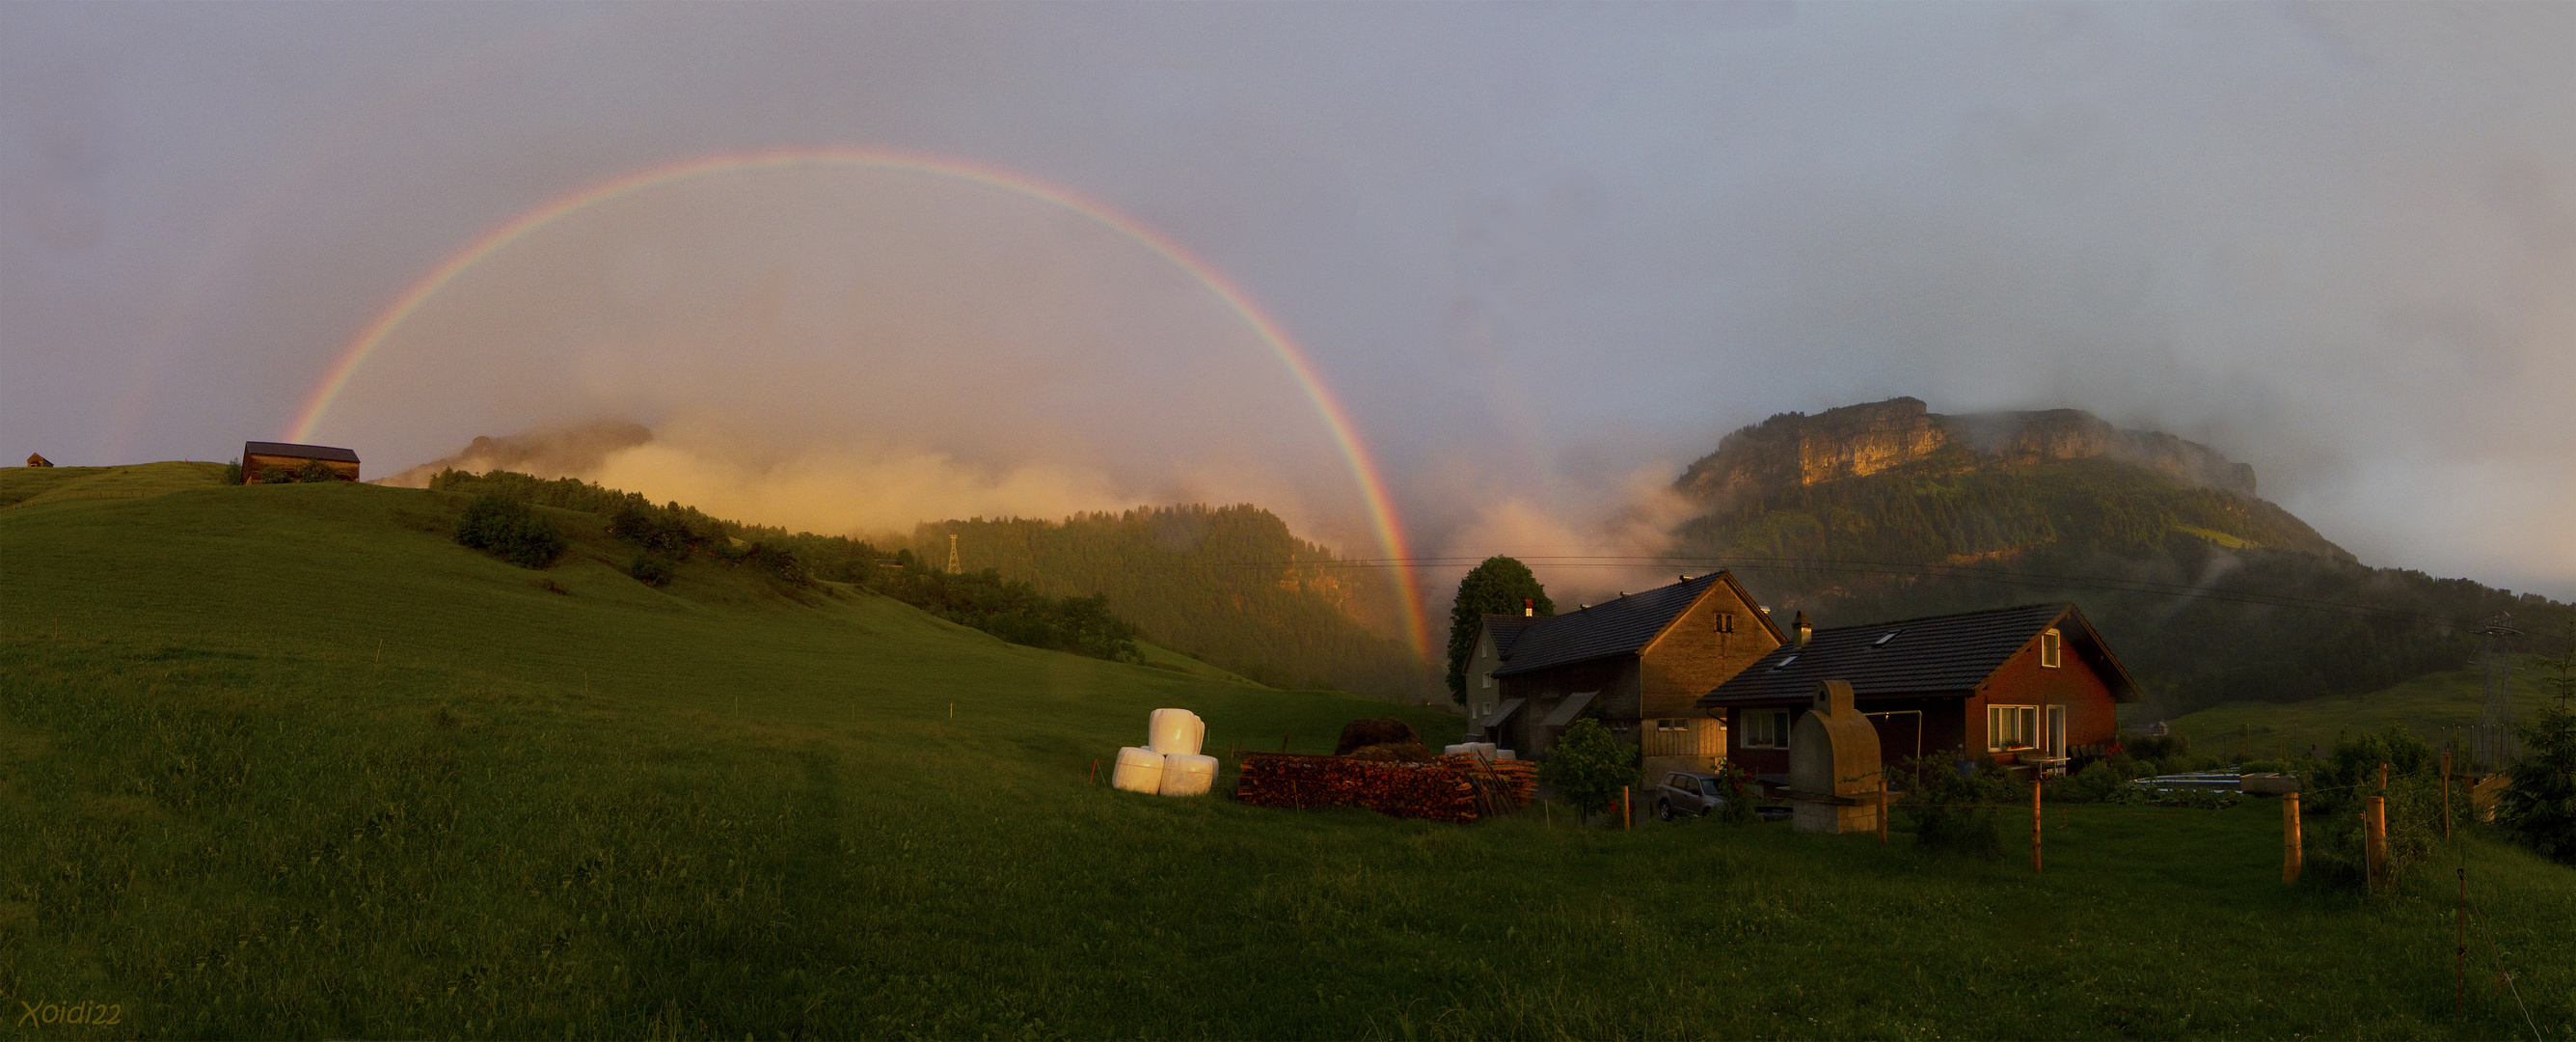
[1439,753,1538,816]
[1233,753,1481,823]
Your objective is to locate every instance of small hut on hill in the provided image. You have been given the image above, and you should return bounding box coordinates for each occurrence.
[242,442,361,482]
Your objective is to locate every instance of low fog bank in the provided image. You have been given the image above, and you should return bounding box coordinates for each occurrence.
[381,418,1171,544]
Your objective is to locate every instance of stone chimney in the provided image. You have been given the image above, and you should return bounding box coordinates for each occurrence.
[1794,610,1812,647]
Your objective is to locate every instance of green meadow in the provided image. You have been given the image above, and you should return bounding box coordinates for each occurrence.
[4,466,2571,1039]
[2169,661,2560,762]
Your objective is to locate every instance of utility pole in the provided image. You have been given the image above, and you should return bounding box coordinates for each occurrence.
[946,533,963,575]
[2473,614,2523,771]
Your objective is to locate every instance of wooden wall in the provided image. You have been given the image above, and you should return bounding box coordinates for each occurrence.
[244,452,360,481]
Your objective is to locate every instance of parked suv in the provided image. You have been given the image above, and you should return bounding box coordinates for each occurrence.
[1654,771,1728,820]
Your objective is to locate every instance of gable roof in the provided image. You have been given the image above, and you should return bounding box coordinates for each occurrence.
[1491,570,1780,678]
[1478,614,1541,657]
[243,441,360,463]
[1695,602,2139,707]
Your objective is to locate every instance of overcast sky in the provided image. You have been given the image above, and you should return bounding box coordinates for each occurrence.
[5,2,2570,604]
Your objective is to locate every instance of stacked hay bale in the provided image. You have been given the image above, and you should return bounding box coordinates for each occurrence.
[1110,708,1219,796]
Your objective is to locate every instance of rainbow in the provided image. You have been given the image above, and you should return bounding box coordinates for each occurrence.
[289,148,1428,654]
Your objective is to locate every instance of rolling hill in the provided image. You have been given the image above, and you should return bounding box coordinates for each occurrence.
[3,461,2571,1038]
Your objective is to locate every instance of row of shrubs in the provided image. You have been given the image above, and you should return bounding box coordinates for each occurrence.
[223,457,342,484]
[432,468,1144,663]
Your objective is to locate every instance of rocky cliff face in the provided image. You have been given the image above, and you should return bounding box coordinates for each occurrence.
[1675,398,2258,505]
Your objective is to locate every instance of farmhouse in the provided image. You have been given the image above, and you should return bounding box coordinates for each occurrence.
[1697,602,2137,786]
[242,441,361,482]
[1467,571,1784,775]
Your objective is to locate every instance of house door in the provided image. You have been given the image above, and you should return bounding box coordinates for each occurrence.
[2046,705,2067,758]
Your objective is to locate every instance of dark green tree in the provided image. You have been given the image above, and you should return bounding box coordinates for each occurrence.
[1447,556,1554,703]
[2500,624,2576,865]
[1537,718,1639,821]
[453,494,568,569]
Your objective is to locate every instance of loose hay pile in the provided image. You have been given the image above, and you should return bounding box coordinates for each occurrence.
[1233,751,1539,823]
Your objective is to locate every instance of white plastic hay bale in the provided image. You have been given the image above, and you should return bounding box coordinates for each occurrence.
[1158,754,1219,797]
[1443,743,1475,756]
[1495,749,1517,761]
[1111,746,1166,794]
[1147,708,1206,756]
[1473,742,1499,759]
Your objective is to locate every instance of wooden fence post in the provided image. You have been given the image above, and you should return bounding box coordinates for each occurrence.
[2282,791,2302,885]
[2440,751,2453,839]
[2456,866,2468,1014]
[2030,780,2043,874]
[2365,795,2388,891]
[1623,785,1632,831]
[1878,776,1888,844]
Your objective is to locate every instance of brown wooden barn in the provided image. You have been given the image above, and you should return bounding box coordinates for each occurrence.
[1469,571,1785,775]
[242,441,361,482]
[1697,603,2138,789]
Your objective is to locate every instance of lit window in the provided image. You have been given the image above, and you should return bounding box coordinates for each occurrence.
[2041,628,2062,669]
[1741,709,1792,750]
[1988,704,2040,752]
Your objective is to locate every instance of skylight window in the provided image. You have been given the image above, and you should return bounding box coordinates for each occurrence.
[1873,630,1902,646]
[1771,654,1799,671]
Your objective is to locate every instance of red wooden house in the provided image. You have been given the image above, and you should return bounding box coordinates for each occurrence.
[1697,603,2138,785]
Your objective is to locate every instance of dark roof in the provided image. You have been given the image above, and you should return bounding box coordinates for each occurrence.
[1696,602,2139,707]
[243,441,359,463]
[1478,614,1541,656]
[1493,571,1776,677]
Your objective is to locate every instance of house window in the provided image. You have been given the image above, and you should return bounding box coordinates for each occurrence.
[1480,671,1493,689]
[2041,628,2062,669]
[1717,612,1736,634]
[1988,704,2041,752]
[1740,709,1792,750]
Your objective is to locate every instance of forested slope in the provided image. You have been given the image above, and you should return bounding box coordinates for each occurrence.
[907,507,1435,699]
[1670,404,2569,718]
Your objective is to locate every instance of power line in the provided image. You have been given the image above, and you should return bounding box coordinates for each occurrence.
[1065,552,2518,630]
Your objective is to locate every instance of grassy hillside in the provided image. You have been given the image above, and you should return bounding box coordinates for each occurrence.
[3,470,2572,1039]
[0,462,231,510]
[2166,656,2561,759]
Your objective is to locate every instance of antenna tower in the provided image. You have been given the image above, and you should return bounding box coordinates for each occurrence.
[946,533,962,575]
[2472,613,2523,771]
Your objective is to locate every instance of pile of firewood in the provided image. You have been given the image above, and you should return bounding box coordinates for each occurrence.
[1439,754,1538,817]
[1233,753,1480,823]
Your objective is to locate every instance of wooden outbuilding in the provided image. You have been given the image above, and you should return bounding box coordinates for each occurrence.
[1468,571,1785,773]
[1698,602,2138,788]
[242,441,361,482]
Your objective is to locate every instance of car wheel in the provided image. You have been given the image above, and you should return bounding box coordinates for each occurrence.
[1656,800,1675,822]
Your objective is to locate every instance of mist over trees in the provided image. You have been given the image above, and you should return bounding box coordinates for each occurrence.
[902,507,1434,699]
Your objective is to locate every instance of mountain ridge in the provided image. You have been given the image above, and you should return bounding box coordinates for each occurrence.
[1678,397,2262,507]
